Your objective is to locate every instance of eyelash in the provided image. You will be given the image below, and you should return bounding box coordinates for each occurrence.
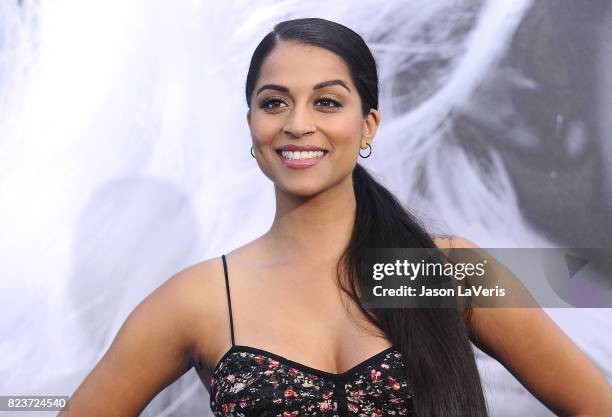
[260,96,342,110]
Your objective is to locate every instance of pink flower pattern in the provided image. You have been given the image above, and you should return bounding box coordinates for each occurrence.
[210,348,413,416]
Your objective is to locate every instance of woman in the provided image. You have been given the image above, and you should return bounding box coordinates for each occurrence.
[59,18,611,417]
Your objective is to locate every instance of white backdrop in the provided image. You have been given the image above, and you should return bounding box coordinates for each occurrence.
[0,1,610,416]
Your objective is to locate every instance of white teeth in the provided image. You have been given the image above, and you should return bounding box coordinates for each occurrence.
[280,150,326,160]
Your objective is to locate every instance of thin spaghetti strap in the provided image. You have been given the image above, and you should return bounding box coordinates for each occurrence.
[221,254,236,347]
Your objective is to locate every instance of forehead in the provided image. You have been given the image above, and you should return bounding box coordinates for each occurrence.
[256,40,354,90]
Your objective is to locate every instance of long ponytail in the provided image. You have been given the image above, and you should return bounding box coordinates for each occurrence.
[336,164,488,416]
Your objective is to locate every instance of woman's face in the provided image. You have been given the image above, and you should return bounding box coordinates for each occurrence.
[247,40,380,197]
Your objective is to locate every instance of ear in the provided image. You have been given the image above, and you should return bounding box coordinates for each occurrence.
[362,109,381,147]
[246,109,251,128]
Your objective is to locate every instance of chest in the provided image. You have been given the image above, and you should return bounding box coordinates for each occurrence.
[196,302,390,391]
[195,259,397,397]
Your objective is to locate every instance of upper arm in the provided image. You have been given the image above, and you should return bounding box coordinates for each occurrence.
[470,307,612,416]
[58,262,213,417]
[432,234,480,320]
[435,235,612,416]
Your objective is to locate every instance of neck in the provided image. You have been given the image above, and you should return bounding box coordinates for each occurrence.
[264,174,356,263]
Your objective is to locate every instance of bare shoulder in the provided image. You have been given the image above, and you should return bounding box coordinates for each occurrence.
[430,238,612,415]
[168,256,231,355]
[146,256,228,338]
[172,256,227,302]
[432,234,480,249]
[431,234,482,323]
[58,255,228,417]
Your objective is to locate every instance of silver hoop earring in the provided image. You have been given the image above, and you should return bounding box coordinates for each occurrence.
[359,143,372,158]
[250,146,255,158]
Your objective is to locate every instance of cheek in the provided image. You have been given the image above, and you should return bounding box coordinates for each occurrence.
[321,116,363,148]
[250,115,280,144]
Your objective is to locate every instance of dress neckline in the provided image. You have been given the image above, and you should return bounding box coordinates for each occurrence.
[211,344,400,382]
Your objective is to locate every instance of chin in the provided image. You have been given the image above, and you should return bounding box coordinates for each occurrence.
[278,181,326,198]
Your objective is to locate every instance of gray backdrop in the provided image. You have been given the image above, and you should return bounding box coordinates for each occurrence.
[0,1,610,416]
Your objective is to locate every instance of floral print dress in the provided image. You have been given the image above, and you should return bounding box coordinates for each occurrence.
[209,344,414,416]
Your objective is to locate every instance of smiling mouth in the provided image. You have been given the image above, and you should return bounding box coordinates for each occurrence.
[275,149,329,161]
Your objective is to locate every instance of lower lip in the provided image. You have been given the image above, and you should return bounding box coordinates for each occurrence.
[277,151,328,169]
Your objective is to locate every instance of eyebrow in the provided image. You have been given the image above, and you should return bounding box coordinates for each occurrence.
[255,79,351,97]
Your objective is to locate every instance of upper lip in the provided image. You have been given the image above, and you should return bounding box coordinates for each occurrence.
[275,144,328,152]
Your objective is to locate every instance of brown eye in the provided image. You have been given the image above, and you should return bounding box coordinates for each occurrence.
[316,97,342,108]
[260,98,287,110]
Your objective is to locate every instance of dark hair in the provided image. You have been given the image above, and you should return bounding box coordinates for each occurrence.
[245,17,488,417]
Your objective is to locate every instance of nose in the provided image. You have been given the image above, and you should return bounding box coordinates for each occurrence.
[282,105,315,138]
